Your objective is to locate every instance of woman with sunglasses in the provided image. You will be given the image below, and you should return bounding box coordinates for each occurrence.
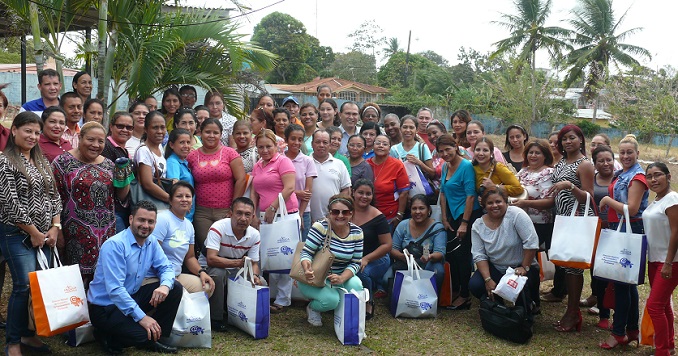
[187,118,246,252]
[298,195,363,327]
[391,194,446,289]
[597,134,648,349]
[101,112,135,232]
[642,162,678,356]
[503,125,529,173]
[438,134,482,310]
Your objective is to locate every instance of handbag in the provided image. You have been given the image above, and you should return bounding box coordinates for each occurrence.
[130,144,171,210]
[164,289,211,348]
[478,291,534,344]
[29,249,89,337]
[390,250,438,318]
[289,219,335,288]
[259,193,301,272]
[549,192,601,269]
[227,257,270,339]
[593,204,647,284]
[334,287,369,345]
[404,222,444,260]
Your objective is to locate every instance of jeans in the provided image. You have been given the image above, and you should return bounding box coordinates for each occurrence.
[114,210,129,234]
[298,276,363,312]
[0,223,51,344]
[301,212,311,242]
[647,262,678,356]
[356,254,391,295]
[608,220,642,336]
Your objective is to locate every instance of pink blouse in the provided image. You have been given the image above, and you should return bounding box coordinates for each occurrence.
[251,153,299,213]
[187,146,240,209]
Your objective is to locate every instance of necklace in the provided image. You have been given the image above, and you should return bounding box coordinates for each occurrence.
[372,158,387,181]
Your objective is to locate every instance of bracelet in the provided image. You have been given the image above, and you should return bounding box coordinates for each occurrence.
[460,218,469,224]
[569,182,575,191]
[665,262,673,265]
[396,212,404,217]
[268,206,276,212]
[484,276,492,283]
[197,268,207,276]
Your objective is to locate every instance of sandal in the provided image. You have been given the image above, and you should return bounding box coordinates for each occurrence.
[366,300,375,321]
[270,304,286,313]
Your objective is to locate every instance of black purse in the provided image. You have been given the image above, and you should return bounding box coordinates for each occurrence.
[478,292,534,344]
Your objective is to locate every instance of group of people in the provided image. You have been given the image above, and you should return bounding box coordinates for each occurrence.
[0,69,676,355]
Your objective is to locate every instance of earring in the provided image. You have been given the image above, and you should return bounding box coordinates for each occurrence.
[428,212,432,217]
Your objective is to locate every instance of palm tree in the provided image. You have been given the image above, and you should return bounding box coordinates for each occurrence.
[491,0,570,124]
[382,37,400,60]
[564,0,651,122]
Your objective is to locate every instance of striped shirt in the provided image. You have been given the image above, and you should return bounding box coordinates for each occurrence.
[198,218,260,267]
[301,220,363,276]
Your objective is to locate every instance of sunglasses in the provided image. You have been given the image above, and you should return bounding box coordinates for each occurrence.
[330,209,352,216]
[114,124,134,131]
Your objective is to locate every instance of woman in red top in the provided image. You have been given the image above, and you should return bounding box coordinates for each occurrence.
[368,134,411,230]
[187,118,246,252]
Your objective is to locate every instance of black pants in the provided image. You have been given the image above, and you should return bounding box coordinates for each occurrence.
[88,280,182,348]
[446,209,482,299]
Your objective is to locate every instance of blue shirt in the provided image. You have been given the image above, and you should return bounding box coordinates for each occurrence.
[441,159,479,219]
[21,98,48,116]
[166,152,195,221]
[87,228,175,322]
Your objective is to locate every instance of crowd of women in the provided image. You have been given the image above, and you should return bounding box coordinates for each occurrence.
[0,81,677,355]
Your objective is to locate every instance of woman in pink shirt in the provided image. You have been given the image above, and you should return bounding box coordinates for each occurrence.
[187,118,246,252]
[251,129,300,313]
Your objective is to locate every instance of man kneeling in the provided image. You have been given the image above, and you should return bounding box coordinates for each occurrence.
[87,201,182,354]
[198,197,263,332]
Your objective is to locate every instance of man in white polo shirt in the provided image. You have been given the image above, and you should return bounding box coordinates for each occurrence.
[199,197,262,332]
[310,130,351,222]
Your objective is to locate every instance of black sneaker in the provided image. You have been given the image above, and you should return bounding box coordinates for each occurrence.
[211,319,228,333]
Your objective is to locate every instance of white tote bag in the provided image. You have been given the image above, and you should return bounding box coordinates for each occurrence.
[430,194,442,223]
[538,251,555,281]
[227,257,270,339]
[492,267,528,303]
[593,205,648,285]
[164,289,211,348]
[259,193,301,272]
[334,288,369,345]
[549,192,601,269]
[28,249,89,337]
[390,250,438,318]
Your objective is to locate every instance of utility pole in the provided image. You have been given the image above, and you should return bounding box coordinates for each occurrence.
[404,30,411,85]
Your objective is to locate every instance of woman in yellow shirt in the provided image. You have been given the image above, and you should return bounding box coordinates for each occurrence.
[472,137,524,197]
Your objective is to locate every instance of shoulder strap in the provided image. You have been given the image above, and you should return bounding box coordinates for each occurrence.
[413,222,444,247]
[418,141,424,160]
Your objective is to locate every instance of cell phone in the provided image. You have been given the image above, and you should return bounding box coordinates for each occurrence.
[22,235,34,249]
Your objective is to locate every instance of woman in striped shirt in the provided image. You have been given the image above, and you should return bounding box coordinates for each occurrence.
[298,195,364,327]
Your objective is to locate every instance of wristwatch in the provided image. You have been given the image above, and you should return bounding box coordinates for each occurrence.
[197,268,207,276]
[50,223,62,230]
[522,265,530,272]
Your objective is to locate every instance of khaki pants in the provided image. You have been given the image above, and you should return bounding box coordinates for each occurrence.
[193,206,230,253]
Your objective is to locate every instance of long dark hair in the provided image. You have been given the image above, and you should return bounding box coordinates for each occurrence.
[5,112,55,191]
[164,128,191,159]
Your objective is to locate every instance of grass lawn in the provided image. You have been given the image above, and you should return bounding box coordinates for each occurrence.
[3,274,674,355]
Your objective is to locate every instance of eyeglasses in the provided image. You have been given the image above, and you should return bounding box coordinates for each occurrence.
[114,124,134,131]
[181,94,196,99]
[330,209,352,216]
[374,141,390,147]
[645,172,666,181]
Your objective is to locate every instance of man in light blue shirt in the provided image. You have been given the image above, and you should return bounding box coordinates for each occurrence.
[87,201,182,354]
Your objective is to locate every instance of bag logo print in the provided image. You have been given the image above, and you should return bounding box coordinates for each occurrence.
[189,325,204,335]
[277,236,290,243]
[420,302,433,311]
[507,279,518,289]
[238,311,248,322]
[620,248,632,256]
[238,302,247,309]
[619,258,633,269]
[417,294,428,300]
[64,285,77,293]
[280,245,294,256]
[69,296,84,307]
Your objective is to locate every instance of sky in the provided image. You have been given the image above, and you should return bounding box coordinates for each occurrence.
[181,0,677,72]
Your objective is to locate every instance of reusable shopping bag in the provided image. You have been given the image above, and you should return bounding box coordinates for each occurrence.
[66,322,95,347]
[334,288,369,345]
[549,192,601,269]
[438,262,453,307]
[390,250,438,318]
[259,193,301,273]
[29,248,89,337]
[403,161,435,196]
[165,289,211,348]
[593,204,647,284]
[227,257,270,339]
[492,267,528,303]
[537,251,555,281]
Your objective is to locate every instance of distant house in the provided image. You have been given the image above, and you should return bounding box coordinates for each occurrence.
[270,77,390,105]
[551,87,612,120]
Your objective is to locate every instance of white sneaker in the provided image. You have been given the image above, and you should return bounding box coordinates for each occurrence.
[306,304,322,326]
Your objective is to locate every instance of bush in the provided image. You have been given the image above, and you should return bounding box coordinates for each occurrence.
[576,119,601,137]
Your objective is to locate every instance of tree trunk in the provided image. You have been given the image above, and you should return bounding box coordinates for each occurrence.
[96,0,108,100]
[530,50,537,124]
[29,2,44,71]
[591,94,598,123]
[101,28,117,127]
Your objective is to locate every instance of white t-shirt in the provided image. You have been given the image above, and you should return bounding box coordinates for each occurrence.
[310,155,351,222]
[134,144,167,178]
[642,191,678,263]
[198,218,261,267]
[150,210,195,276]
[126,136,142,159]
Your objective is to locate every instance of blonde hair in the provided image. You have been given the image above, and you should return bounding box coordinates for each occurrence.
[80,121,106,137]
[619,134,638,150]
[255,128,277,146]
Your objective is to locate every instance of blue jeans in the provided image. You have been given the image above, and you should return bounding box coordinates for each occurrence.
[356,254,391,295]
[608,220,643,336]
[0,223,51,344]
[114,210,129,234]
[301,212,311,242]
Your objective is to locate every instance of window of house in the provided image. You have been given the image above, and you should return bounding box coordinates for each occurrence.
[338,91,357,101]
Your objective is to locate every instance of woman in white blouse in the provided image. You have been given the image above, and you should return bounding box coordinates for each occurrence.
[642,162,678,356]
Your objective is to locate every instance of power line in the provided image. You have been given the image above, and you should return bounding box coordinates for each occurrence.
[21,0,285,28]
